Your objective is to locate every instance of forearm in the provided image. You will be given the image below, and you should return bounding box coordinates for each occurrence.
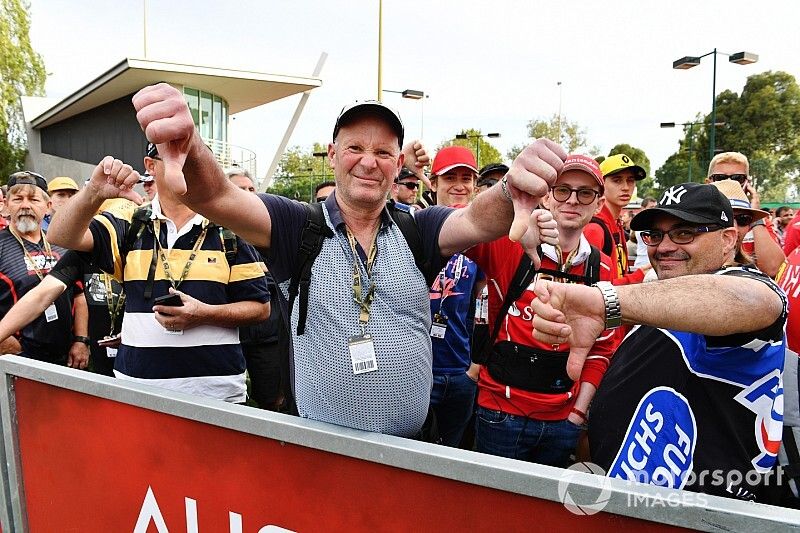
[752,226,786,277]
[48,188,104,251]
[572,382,597,414]
[439,184,514,256]
[180,135,271,248]
[198,300,270,328]
[0,277,68,341]
[617,274,782,335]
[73,293,89,337]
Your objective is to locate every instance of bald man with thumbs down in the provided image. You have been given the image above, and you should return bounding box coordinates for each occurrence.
[101,83,563,437]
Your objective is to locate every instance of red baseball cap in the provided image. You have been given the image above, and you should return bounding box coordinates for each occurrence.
[431,146,478,176]
[560,154,604,189]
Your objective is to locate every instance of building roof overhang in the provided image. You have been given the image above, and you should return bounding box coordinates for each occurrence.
[29,58,322,128]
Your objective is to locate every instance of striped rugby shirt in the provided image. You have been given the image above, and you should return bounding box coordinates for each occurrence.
[0,228,73,362]
[87,197,269,402]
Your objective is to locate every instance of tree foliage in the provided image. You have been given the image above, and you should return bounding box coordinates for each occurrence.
[267,143,331,201]
[507,113,599,160]
[655,71,800,202]
[437,128,503,169]
[0,0,46,180]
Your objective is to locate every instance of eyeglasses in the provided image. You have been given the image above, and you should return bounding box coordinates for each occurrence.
[709,173,747,185]
[640,225,722,246]
[398,182,419,190]
[550,185,601,205]
[315,196,327,203]
[733,214,754,227]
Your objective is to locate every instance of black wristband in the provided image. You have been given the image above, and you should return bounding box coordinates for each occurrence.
[73,335,91,345]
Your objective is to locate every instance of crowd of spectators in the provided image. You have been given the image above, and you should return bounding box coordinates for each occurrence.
[0,82,798,508]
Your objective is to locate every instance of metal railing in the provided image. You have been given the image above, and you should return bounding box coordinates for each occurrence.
[202,138,257,176]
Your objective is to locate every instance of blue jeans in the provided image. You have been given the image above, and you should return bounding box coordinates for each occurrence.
[475,406,582,467]
[430,371,477,447]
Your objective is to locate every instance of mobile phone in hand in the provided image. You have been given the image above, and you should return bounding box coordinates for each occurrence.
[153,293,183,307]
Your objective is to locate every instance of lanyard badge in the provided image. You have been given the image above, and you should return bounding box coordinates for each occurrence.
[346,227,379,375]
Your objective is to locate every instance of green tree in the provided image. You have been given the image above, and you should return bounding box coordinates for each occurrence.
[0,0,46,181]
[267,143,330,201]
[437,128,503,169]
[507,113,600,160]
[607,143,656,199]
[658,71,800,202]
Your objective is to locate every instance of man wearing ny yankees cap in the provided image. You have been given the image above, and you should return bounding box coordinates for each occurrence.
[531,182,787,502]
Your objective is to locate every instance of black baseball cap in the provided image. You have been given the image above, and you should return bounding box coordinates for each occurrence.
[332,101,404,148]
[395,168,418,182]
[478,163,509,187]
[8,171,48,192]
[631,182,734,230]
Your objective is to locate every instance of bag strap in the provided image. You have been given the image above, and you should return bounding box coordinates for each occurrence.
[387,200,440,286]
[590,217,614,256]
[289,202,333,335]
[479,248,539,361]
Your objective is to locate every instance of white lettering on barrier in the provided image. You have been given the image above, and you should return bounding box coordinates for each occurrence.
[134,485,296,533]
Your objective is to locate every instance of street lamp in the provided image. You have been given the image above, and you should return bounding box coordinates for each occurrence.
[455,132,501,169]
[660,121,726,182]
[383,88,429,137]
[673,48,758,161]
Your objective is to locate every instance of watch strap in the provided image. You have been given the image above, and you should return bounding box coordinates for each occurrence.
[594,281,622,329]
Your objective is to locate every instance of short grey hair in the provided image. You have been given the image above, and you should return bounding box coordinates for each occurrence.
[225,168,252,180]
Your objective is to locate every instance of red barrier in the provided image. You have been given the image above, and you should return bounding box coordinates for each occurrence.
[10,377,690,532]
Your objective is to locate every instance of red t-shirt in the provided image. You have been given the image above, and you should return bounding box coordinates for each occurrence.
[783,212,800,255]
[583,204,645,286]
[741,220,780,257]
[777,249,800,355]
[467,237,619,420]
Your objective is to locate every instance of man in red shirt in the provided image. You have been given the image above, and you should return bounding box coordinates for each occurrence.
[584,154,649,284]
[468,154,618,467]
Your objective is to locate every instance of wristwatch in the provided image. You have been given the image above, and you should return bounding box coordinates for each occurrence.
[750,219,766,229]
[594,281,622,329]
[73,335,91,345]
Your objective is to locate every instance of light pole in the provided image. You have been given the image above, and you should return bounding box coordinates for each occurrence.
[660,121,726,181]
[455,132,500,169]
[673,49,758,161]
[383,88,428,138]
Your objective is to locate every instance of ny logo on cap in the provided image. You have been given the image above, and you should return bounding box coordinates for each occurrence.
[662,185,688,206]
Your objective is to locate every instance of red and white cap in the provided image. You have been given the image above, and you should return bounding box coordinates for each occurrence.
[431,146,478,176]
[560,154,604,188]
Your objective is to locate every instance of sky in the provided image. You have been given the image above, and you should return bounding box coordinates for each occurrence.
[27,0,800,183]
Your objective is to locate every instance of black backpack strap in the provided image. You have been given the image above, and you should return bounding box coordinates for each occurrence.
[218,227,238,265]
[585,245,601,285]
[122,205,160,300]
[289,202,333,335]
[476,248,540,362]
[387,200,442,286]
[590,217,614,257]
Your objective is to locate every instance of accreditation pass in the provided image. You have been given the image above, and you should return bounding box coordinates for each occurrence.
[348,334,378,375]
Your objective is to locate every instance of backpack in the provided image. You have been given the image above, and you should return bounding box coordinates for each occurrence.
[123,205,238,299]
[472,244,602,365]
[287,200,441,335]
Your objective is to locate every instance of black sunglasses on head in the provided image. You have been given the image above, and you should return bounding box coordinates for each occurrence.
[709,173,747,185]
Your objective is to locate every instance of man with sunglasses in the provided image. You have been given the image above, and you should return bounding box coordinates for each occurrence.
[531,182,786,502]
[390,168,420,205]
[711,179,785,277]
[466,154,617,466]
[0,171,90,369]
[706,152,784,277]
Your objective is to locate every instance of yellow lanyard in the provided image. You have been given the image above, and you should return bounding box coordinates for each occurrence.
[152,219,209,291]
[103,273,125,336]
[346,227,378,333]
[9,227,54,280]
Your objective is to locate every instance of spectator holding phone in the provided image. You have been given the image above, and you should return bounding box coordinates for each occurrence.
[47,145,270,403]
